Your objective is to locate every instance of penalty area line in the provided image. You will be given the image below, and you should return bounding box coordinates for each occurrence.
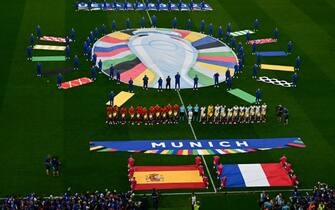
[177,90,217,193]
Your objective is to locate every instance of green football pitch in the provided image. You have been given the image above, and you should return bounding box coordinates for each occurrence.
[1,0,335,209]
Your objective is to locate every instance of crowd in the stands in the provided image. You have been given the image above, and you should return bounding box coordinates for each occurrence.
[260,182,335,210]
[0,189,149,210]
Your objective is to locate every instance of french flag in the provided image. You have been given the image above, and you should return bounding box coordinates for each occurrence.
[221,163,293,188]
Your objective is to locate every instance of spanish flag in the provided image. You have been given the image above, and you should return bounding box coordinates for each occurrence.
[132,165,206,190]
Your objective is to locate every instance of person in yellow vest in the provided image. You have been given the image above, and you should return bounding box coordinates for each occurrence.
[194,201,200,210]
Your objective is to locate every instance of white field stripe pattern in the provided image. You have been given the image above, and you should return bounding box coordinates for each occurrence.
[33,45,66,51]
[230,30,255,37]
[198,46,232,53]
[238,164,270,187]
[177,90,217,193]
[257,76,293,88]
[40,36,67,43]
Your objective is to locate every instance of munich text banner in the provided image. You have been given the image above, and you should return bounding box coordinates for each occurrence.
[90,137,305,155]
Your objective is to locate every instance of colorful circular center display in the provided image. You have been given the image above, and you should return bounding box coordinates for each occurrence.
[93,28,238,89]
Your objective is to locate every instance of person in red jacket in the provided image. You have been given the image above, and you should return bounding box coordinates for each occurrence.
[142,106,148,125]
[280,155,287,166]
[213,155,220,168]
[136,105,143,125]
[217,163,223,178]
[195,156,202,166]
[198,164,204,176]
[112,105,119,125]
[154,104,161,124]
[220,176,227,190]
[128,155,135,168]
[121,106,127,125]
[161,105,167,124]
[149,106,155,125]
[166,104,173,124]
[203,176,209,188]
[128,167,135,181]
[131,177,137,191]
[106,105,113,125]
[128,106,135,125]
[173,104,179,123]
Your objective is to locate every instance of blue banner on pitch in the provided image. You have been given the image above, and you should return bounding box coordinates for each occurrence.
[90,138,305,155]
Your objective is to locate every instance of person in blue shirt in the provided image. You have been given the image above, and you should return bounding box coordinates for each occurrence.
[225,68,231,80]
[230,37,236,49]
[187,18,191,30]
[193,104,199,121]
[172,17,177,29]
[152,15,157,28]
[200,0,205,9]
[178,0,182,10]
[237,42,242,52]
[218,26,223,40]
[57,73,63,89]
[91,66,96,81]
[65,36,70,46]
[292,73,298,87]
[128,78,134,92]
[143,75,149,90]
[101,24,106,35]
[214,72,219,88]
[208,23,213,36]
[158,77,163,92]
[98,59,103,74]
[274,27,279,40]
[109,91,115,106]
[254,18,259,31]
[26,46,32,60]
[226,77,232,90]
[186,104,193,113]
[112,20,117,31]
[238,46,244,59]
[226,22,231,33]
[167,0,172,11]
[156,0,160,10]
[166,76,171,90]
[70,28,76,42]
[287,41,293,54]
[225,31,230,43]
[73,55,79,70]
[193,75,199,90]
[65,45,70,59]
[179,104,185,121]
[86,36,91,46]
[175,72,181,91]
[94,27,99,39]
[36,62,42,77]
[30,33,34,46]
[295,56,301,70]
[116,70,121,84]
[200,19,205,33]
[89,31,94,43]
[92,53,97,64]
[234,64,239,78]
[126,18,131,29]
[109,64,114,80]
[36,25,41,38]
[124,0,128,10]
[86,46,92,61]
[256,54,261,66]
[252,42,257,54]
[252,64,258,79]
[255,88,262,104]
[246,31,251,42]
[141,16,145,28]
[134,0,139,10]
[189,0,194,10]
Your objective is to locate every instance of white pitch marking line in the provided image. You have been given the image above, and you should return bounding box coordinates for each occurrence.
[177,90,217,193]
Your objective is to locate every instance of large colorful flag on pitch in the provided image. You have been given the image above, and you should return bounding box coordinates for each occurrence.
[132,165,205,190]
[90,137,305,155]
[220,163,293,188]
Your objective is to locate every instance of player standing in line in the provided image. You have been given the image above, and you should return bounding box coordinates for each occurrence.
[219,176,227,190]
[198,164,204,176]
[154,104,161,124]
[109,91,115,106]
[136,105,143,125]
[252,42,257,55]
[207,104,214,123]
[149,105,155,125]
[111,19,117,31]
[27,45,33,60]
[73,55,79,70]
[193,104,199,122]
[166,104,173,124]
[250,105,256,123]
[186,104,193,117]
[252,64,258,79]
[274,27,279,40]
[216,163,223,179]
[128,155,135,169]
[116,70,121,84]
[232,105,239,124]
[246,31,251,42]
[230,37,236,49]
[292,73,298,88]
[213,104,220,124]
[97,59,102,74]
[101,23,106,35]
[142,106,148,125]
[109,64,114,80]
[220,105,227,124]
[287,41,293,54]
[91,66,96,81]
[186,18,191,30]
[255,105,261,123]
[30,33,35,46]
[261,103,267,122]
[239,106,245,123]
[198,105,205,123]
[126,18,131,29]
[233,64,239,78]
[140,16,145,28]
[173,104,179,123]
[226,22,231,33]
[36,25,41,38]
[128,78,134,93]
[179,104,185,121]
[214,72,220,88]
[254,19,259,31]
[172,17,177,29]
[195,156,202,166]
[152,15,157,28]
[70,28,76,42]
[161,105,167,124]
[226,77,232,91]
[157,77,163,92]
[218,26,223,40]
[213,155,220,169]
[188,108,193,124]
[244,106,250,123]
[175,72,181,91]
[295,56,301,70]
[200,19,205,33]
[106,105,113,124]
[208,23,213,36]
[121,106,127,125]
[57,73,63,89]
[128,105,135,125]
[226,107,232,124]
[112,105,119,124]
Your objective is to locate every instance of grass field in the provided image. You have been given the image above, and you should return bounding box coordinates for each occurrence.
[1,0,335,209]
